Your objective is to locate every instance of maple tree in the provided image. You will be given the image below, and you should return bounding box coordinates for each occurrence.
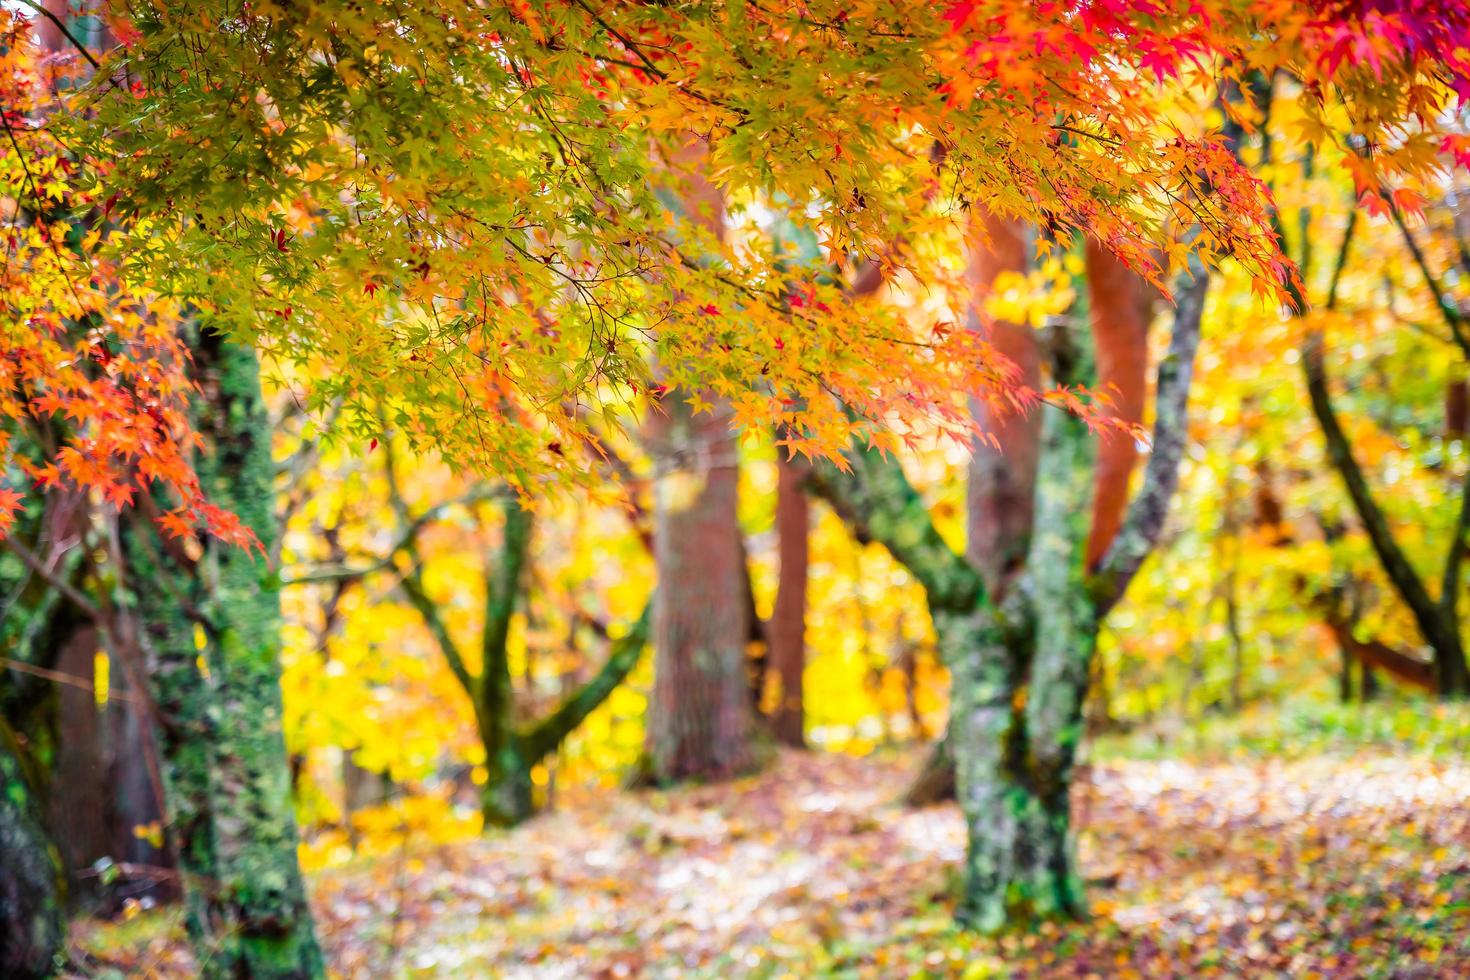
[4,0,1470,976]
[0,0,1377,533]
[279,427,654,828]
[6,0,1466,540]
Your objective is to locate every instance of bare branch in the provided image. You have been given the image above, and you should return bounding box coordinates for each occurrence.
[7,536,100,621]
[17,0,101,69]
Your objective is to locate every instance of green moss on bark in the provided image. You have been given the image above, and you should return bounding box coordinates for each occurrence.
[0,720,64,979]
[128,329,323,978]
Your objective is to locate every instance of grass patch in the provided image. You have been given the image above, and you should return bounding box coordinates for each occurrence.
[1092,699,1470,762]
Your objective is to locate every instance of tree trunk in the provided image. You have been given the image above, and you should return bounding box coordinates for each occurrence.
[479,735,534,830]
[921,218,1151,809]
[476,603,654,827]
[394,487,651,829]
[904,210,1040,806]
[813,251,1204,933]
[478,499,534,829]
[128,329,323,978]
[955,356,1098,930]
[964,211,1041,593]
[951,622,1089,931]
[903,730,954,806]
[0,719,64,979]
[1448,378,1467,441]
[645,395,754,783]
[899,625,930,741]
[1303,330,1470,696]
[1361,659,1380,701]
[1082,239,1152,569]
[42,623,172,915]
[811,435,1098,931]
[45,626,108,908]
[769,455,809,747]
[342,755,387,851]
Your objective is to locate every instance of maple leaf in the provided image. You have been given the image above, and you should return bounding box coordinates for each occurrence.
[0,486,24,537]
[156,509,196,541]
[941,1,977,30]
[1391,187,1426,218]
[1359,189,1391,218]
[102,481,136,509]
[1441,134,1470,171]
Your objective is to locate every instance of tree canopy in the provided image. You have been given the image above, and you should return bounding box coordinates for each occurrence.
[6,0,1467,539]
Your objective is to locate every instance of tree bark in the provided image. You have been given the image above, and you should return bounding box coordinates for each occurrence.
[964,212,1041,594]
[769,455,810,747]
[812,250,1205,933]
[127,329,323,979]
[645,396,754,782]
[478,499,535,829]
[1302,330,1470,696]
[1082,239,1152,569]
[0,719,64,979]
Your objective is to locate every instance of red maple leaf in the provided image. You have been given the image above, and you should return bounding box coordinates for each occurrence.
[0,486,24,537]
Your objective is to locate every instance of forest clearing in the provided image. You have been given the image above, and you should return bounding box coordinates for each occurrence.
[6,1,1470,978]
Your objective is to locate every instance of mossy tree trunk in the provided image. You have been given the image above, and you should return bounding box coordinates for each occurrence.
[476,598,654,827]
[475,499,535,828]
[811,253,1206,933]
[127,328,323,978]
[391,490,653,829]
[953,338,1098,929]
[0,719,64,979]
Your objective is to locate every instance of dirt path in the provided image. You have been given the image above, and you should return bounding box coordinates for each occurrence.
[75,748,1470,977]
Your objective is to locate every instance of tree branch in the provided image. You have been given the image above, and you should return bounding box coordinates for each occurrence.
[280,486,508,586]
[7,536,100,622]
[17,0,102,69]
[397,567,475,696]
[1300,329,1451,654]
[478,495,533,731]
[375,423,479,694]
[1323,620,1437,692]
[1091,254,1209,617]
[807,444,983,615]
[520,601,652,766]
[1389,202,1470,361]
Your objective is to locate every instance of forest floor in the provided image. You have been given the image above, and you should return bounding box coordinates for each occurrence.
[73,710,1470,978]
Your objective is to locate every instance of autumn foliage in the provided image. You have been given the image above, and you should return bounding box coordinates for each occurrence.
[4,0,1465,537]
[4,0,1470,976]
